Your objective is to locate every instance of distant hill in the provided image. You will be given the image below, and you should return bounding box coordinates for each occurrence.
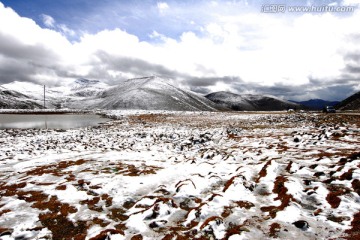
[205,91,302,111]
[0,86,43,109]
[335,91,360,110]
[290,99,339,110]
[94,76,220,111]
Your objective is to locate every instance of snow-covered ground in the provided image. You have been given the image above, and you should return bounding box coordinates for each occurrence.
[0,111,359,239]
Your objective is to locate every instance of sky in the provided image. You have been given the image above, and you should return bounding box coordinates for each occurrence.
[0,0,360,101]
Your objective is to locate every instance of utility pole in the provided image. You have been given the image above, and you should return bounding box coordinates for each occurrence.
[43,85,46,109]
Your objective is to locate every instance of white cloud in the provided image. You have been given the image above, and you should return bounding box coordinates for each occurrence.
[40,13,75,37]
[149,30,164,38]
[41,14,55,28]
[157,2,169,13]
[58,24,76,36]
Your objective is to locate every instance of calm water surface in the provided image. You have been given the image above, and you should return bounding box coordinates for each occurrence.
[0,114,110,129]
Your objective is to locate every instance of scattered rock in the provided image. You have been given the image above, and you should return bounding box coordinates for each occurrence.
[254,184,270,196]
[303,179,312,186]
[123,199,136,209]
[131,234,143,240]
[327,215,350,223]
[293,220,309,230]
[314,172,326,177]
[149,220,167,229]
[0,228,13,236]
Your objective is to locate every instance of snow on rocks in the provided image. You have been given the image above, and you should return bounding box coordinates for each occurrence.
[0,111,359,239]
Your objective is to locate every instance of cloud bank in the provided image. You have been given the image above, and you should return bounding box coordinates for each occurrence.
[0,1,359,100]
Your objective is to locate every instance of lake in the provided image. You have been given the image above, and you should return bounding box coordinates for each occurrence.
[0,114,110,129]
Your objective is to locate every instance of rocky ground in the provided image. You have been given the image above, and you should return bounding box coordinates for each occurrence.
[0,111,359,240]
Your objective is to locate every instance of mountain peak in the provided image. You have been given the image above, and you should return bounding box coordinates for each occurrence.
[97,76,219,111]
[126,76,167,84]
[122,76,175,91]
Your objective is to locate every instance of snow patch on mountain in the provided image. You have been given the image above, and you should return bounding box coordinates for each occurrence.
[95,76,219,111]
[1,77,219,111]
[2,79,111,109]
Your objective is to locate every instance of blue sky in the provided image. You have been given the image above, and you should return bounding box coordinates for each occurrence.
[0,0,360,100]
[1,0,256,41]
[1,0,351,41]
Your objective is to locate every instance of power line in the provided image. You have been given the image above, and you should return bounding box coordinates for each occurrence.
[43,85,46,109]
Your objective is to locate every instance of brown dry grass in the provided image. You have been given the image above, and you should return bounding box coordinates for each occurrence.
[269,222,281,238]
[26,159,86,177]
[345,212,360,240]
[261,176,296,218]
[326,185,351,208]
[102,162,162,176]
[199,216,223,230]
[89,229,124,240]
[256,160,272,183]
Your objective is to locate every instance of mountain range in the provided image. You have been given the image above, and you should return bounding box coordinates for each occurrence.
[205,91,302,111]
[289,99,340,110]
[1,77,219,111]
[1,76,359,111]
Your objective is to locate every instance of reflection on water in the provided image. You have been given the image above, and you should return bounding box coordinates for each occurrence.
[0,114,110,129]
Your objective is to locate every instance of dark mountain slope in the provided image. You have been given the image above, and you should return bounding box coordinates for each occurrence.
[206,91,302,111]
[290,99,339,110]
[0,86,43,109]
[336,91,360,110]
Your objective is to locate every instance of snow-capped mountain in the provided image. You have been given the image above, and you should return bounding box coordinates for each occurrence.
[1,81,60,108]
[2,79,111,109]
[69,78,110,97]
[94,76,219,111]
[205,91,302,111]
[0,85,42,109]
[1,77,220,111]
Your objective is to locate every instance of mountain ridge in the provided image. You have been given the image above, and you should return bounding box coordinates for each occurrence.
[0,86,43,109]
[335,91,360,110]
[4,78,354,112]
[289,99,340,110]
[96,76,220,111]
[1,77,221,111]
[205,91,302,111]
